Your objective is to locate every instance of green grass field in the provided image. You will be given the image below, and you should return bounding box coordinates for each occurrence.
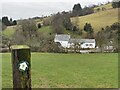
[38,26,53,36]
[2,26,16,38]
[2,53,118,88]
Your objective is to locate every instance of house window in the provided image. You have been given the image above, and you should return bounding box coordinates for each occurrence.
[86,44,88,46]
[90,44,93,46]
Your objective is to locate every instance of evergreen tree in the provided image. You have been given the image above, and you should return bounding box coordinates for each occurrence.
[37,23,41,28]
[84,23,93,33]
[112,1,120,8]
[72,3,83,16]
[2,16,10,26]
[12,20,17,25]
[84,23,94,38]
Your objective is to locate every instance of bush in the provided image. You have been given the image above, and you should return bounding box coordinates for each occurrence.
[112,1,120,8]
[37,23,41,28]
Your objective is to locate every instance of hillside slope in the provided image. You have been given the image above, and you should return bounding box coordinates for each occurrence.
[3,3,118,38]
[71,8,118,32]
[2,26,16,38]
[94,3,113,12]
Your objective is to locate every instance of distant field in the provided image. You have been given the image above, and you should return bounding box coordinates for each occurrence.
[94,3,112,12]
[38,26,53,36]
[71,8,118,32]
[2,53,118,88]
[2,5,118,37]
[29,25,81,38]
[2,26,16,38]
[3,25,81,38]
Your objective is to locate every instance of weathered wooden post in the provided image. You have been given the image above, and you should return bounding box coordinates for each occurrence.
[11,45,31,89]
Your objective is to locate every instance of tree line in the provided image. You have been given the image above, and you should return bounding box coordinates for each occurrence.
[112,1,120,8]
[72,3,94,17]
[2,16,17,26]
[95,22,120,52]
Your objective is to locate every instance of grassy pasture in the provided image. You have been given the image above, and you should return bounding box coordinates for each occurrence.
[94,3,112,12]
[2,25,81,39]
[2,26,16,38]
[33,25,81,38]
[71,8,118,32]
[38,26,53,35]
[2,53,118,88]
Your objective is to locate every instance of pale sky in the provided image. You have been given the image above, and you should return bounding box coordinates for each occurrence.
[0,0,112,20]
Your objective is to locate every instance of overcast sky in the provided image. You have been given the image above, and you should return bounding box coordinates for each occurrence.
[0,0,112,20]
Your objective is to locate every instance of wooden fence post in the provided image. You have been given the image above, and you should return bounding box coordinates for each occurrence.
[11,45,31,89]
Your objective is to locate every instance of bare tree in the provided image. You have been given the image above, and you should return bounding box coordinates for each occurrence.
[95,30,107,52]
[18,19,37,39]
[51,13,64,34]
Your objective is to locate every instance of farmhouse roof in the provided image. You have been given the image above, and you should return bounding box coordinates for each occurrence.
[54,34,70,41]
[80,39,95,43]
[69,39,95,43]
[69,39,81,43]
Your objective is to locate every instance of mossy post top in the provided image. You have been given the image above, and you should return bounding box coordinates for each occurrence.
[11,45,30,50]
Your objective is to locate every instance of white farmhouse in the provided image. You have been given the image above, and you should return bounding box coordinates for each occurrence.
[80,39,96,49]
[69,39,96,49]
[54,34,70,48]
[54,34,96,49]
